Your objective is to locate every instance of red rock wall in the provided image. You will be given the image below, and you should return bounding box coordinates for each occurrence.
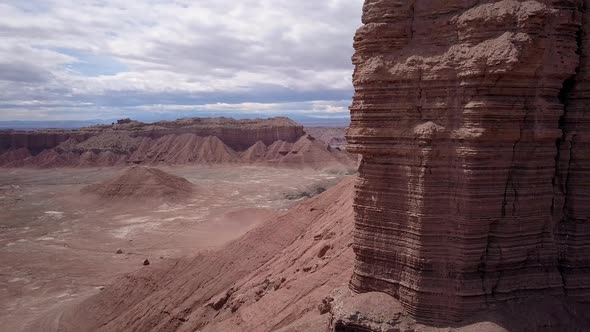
[130,125,305,151]
[0,131,94,155]
[347,0,589,323]
[0,117,305,154]
[556,0,590,303]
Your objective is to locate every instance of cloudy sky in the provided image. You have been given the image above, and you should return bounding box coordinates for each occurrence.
[0,0,363,123]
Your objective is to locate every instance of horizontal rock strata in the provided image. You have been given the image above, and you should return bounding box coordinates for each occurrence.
[0,118,356,169]
[0,134,355,170]
[347,0,590,323]
[0,131,96,155]
[555,0,590,303]
[0,117,304,154]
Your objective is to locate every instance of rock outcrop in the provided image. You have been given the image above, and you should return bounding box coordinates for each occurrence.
[0,117,356,170]
[304,127,348,150]
[137,117,305,151]
[0,117,304,155]
[254,135,358,169]
[347,0,590,323]
[0,130,97,155]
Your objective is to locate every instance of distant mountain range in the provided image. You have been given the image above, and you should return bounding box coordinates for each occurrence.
[0,120,114,130]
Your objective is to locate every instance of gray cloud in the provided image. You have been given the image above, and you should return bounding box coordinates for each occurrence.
[0,63,53,83]
[0,0,363,121]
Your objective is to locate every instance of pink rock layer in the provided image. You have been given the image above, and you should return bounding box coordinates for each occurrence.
[0,118,357,169]
[347,0,590,323]
[0,134,356,170]
[0,117,304,154]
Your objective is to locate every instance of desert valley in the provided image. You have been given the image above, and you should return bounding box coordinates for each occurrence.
[0,119,355,331]
[3,0,590,332]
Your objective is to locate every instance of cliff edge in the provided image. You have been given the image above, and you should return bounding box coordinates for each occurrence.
[347,0,590,323]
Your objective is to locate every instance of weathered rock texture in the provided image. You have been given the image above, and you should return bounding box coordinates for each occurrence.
[0,118,356,169]
[124,117,306,151]
[0,117,304,154]
[305,127,348,150]
[0,130,96,155]
[347,0,590,323]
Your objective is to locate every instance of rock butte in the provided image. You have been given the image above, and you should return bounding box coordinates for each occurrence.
[0,117,356,169]
[347,0,590,324]
[0,117,304,153]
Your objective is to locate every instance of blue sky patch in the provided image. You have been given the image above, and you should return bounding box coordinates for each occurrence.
[57,48,128,77]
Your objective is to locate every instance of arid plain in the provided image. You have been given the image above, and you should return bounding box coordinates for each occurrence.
[0,165,347,331]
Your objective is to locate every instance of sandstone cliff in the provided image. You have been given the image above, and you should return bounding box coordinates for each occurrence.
[0,118,356,170]
[347,0,590,323]
[141,117,306,151]
[0,117,304,154]
[304,127,348,150]
[0,130,97,155]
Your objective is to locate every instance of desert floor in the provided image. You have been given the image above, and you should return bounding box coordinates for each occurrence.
[0,166,347,331]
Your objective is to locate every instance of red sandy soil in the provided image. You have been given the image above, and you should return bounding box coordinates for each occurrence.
[0,166,346,332]
[81,167,194,201]
[46,177,590,332]
[0,134,357,170]
[0,118,357,170]
[49,177,356,332]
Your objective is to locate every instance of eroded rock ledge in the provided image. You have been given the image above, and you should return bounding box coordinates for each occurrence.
[0,117,358,169]
[347,0,590,323]
[0,117,304,154]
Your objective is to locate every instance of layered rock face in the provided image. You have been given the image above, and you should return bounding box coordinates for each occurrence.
[0,117,357,169]
[347,0,590,323]
[127,117,306,151]
[0,117,304,154]
[305,127,348,150]
[0,128,355,170]
[0,130,96,155]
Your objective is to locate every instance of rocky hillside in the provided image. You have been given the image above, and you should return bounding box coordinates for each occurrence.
[43,177,590,332]
[304,127,347,150]
[0,118,356,170]
[347,0,590,324]
[0,117,303,154]
[81,167,195,201]
[51,178,355,332]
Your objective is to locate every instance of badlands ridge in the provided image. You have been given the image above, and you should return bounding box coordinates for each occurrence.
[0,117,355,169]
